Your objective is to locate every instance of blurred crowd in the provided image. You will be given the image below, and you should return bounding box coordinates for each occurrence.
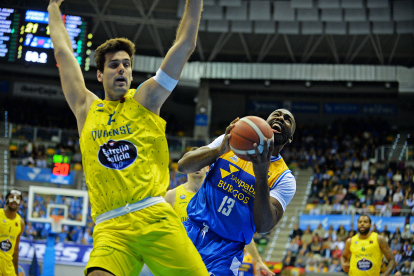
[282,118,414,217]
[285,223,414,274]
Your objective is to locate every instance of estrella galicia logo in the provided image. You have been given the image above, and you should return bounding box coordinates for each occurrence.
[98,140,137,170]
[0,239,12,252]
[180,194,186,199]
[357,258,373,271]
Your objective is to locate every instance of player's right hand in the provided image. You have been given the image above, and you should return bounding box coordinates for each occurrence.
[49,0,64,7]
[219,117,239,154]
[341,262,350,273]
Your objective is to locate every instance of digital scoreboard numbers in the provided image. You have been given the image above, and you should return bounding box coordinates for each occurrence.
[51,154,70,177]
[0,7,92,71]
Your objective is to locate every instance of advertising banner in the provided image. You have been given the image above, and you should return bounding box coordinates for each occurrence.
[13,82,66,100]
[299,215,353,231]
[323,103,359,114]
[19,238,92,266]
[361,104,397,115]
[15,166,75,185]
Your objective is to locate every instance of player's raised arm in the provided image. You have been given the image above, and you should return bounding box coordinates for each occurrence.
[48,0,98,134]
[178,119,238,173]
[134,0,203,115]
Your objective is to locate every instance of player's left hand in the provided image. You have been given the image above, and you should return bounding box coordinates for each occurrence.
[257,261,275,276]
[246,138,274,179]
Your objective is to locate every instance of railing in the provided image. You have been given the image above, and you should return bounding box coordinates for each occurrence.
[375,145,413,162]
[301,206,413,217]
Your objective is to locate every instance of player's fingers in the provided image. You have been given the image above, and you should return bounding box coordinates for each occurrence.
[245,152,255,163]
[253,143,262,160]
[230,117,239,124]
[268,139,274,159]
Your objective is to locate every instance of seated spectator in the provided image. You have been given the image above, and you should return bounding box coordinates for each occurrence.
[324,225,337,241]
[331,236,345,251]
[391,238,402,252]
[301,229,313,246]
[383,225,391,239]
[380,202,392,217]
[396,260,413,275]
[331,245,342,259]
[282,254,295,268]
[374,182,387,203]
[393,170,403,183]
[22,153,35,166]
[372,224,379,233]
[308,236,322,259]
[365,189,374,206]
[405,192,414,209]
[341,200,355,215]
[288,236,300,256]
[312,223,325,238]
[289,223,303,239]
[391,202,402,216]
[305,260,318,273]
[336,225,348,241]
[24,222,37,240]
[36,154,47,168]
[401,225,413,242]
[393,187,404,204]
[402,245,413,262]
[328,259,341,273]
[322,201,333,215]
[295,248,307,268]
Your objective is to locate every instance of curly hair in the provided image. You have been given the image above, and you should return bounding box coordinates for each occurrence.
[94,38,135,72]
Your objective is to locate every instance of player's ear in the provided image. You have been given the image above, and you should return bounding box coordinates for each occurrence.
[97,70,103,82]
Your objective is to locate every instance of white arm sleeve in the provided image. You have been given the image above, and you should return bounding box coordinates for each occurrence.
[269,172,296,211]
[207,134,224,149]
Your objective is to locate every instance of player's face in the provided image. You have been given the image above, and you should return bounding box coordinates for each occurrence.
[98,51,133,96]
[189,166,209,180]
[266,109,295,146]
[6,194,22,212]
[357,216,371,235]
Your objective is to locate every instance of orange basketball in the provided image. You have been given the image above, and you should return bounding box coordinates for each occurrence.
[229,116,274,161]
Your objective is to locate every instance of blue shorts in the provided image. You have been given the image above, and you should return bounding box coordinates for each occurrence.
[183,219,245,276]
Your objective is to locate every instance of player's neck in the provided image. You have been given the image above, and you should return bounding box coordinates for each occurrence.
[4,208,17,220]
[104,90,127,101]
[272,145,283,156]
[185,179,202,193]
[358,231,372,239]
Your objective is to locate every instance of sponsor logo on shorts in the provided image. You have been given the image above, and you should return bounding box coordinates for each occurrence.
[0,239,12,252]
[357,258,373,271]
[98,140,138,170]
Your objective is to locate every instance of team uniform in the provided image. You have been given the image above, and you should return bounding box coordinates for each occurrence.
[0,209,21,276]
[174,185,196,222]
[184,135,296,276]
[349,232,383,276]
[238,251,256,276]
[80,89,208,276]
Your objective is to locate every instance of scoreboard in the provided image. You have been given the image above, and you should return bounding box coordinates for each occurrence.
[0,7,92,71]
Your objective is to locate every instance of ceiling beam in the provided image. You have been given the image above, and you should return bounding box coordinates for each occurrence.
[208,33,233,62]
[369,34,384,65]
[283,34,296,63]
[302,35,325,63]
[301,35,314,63]
[326,35,340,64]
[388,34,400,65]
[238,33,252,62]
[257,34,279,63]
[345,35,357,63]
[196,36,205,61]
[348,35,370,63]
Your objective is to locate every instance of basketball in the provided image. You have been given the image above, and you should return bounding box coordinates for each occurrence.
[229,116,274,161]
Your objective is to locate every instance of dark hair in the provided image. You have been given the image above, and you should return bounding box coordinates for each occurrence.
[94,38,135,72]
[358,215,372,224]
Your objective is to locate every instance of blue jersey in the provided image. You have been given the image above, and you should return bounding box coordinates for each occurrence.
[186,145,296,244]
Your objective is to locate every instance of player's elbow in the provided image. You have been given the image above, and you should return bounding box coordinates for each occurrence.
[177,158,190,174]
[174,39,196,56]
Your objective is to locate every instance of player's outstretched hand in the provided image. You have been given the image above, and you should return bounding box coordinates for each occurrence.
[219,117,239,155]
[246,138,274,178]
[257,261,275,276]
[49,0,64,7]
[341,262,350,273]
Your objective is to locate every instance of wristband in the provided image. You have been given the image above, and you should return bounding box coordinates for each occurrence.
[153,68,178,92]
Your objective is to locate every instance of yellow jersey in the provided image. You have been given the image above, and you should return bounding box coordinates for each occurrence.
[349,232,383,276]
[80,89,170,221]
[173,184,196,222]
[0,209,21,261]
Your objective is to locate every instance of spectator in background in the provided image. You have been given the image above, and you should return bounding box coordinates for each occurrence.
[404,192,414,209]
[392,227,402,241]
[328,259,341,273]
[331,245,342,259]
[336,225,348,241]
[401,245,413,262]
[289,223,303,239]
[312,223,325,238]
[396,260,413,275]
[22,153,35,166]
[393,170,403,183]
[380,202,393,217]
[374,182,387,203]
[36,154,47,168]
[25,222,37,240]
[401,226,413,243]
[393,187,404,204]
[386,168,394,180]
[391,238,402,252]
[301,229,313,246]
[331,236,345,251]
[383,225,391,240]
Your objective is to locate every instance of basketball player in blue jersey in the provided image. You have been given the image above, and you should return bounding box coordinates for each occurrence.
[178,109,296,276]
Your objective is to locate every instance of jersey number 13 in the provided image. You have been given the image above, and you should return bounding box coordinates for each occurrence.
[218,196,235,216]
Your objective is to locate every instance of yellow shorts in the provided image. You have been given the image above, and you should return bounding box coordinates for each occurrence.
[0,257,16,276]
[84,202,208,276]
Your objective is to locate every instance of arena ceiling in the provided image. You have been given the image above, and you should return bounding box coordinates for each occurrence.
[5,0,414,67]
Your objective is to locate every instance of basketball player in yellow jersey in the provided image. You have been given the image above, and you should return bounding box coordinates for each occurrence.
[0,190,24,276]
[341,215,396,276]
[164,164,210,223]
[48,0,208,275]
